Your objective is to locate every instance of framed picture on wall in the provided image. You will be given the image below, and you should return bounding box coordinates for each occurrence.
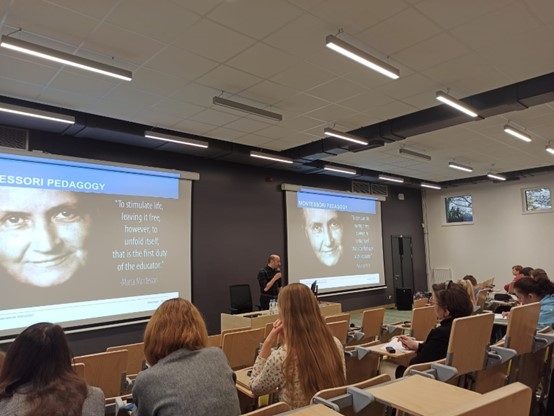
[522,187,552,213]
[444,195,473,224]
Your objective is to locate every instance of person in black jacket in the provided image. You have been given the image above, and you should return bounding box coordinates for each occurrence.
[394,281,473,378]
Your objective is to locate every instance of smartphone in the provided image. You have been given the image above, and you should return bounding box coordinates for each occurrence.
[385,346,396,354]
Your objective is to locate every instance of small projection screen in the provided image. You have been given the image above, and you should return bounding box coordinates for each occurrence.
[0,150,195,338]
[284,185,385,294]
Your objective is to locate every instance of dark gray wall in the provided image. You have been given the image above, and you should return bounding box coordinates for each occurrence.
[0,132,426,355]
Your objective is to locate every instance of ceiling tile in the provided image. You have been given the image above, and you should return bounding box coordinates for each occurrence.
[306,77,366,103]
[144,46,218,81]
[196,65,263,94]
[226,42,298,79]
[270,62,335,91]
[240,80,298,105]
[189,108,240,126]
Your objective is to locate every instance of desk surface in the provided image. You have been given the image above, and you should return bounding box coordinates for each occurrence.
[235,367,255,398]
[222,302,342,331]
[283,404,341,415]
[368,375,479,416]
[365,342,415,359]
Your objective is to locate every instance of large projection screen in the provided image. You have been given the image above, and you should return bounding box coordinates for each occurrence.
[284,185,386,294]
[0,150,195,338]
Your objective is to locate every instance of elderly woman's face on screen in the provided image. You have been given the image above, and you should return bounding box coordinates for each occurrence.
[0,188,91,287]
[303,208,343,267]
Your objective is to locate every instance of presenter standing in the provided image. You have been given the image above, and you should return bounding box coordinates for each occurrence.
[257,254,282,310]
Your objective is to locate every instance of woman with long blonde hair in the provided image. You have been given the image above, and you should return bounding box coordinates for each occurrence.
[249,283,346,408]
[132,298,240,416]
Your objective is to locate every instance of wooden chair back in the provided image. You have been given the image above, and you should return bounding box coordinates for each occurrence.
[72,362,85,379]
[264,322,274,339]
[411,305,437,341]
[413,298,428,308]
[326,320,349,344]
[313,374,390,416]
[221,326,251,337]
[324,312,351,325]
[447,313,494,376]
[74,350,128,398]
[360,308,385,341]
[222,327,264,370]
[428,382,532,416]
[207,334,222,347]
[344,340,381,384]
[242,402,290,415]
[106,342,146,376]
[505,302,540,355]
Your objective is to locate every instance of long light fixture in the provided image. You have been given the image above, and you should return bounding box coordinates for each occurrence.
[144,131,208,148]
[325,35,399,79]
[323,128,368,145]
[503,125,531,142]
[213,96,282,121]
[323,164,357,175]
[448,161,473,172]
[421,182,441,190]
[546,145,554,156]
[378,174,404,183]
[487,172,506,181]
[435,91,478,117]
[0,35,132,81]
[399,148,431,161]
[0,102,74,124]
[250,151,293,164]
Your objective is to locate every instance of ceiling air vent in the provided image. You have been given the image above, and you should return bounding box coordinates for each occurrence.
[370,183,389,197]
[352,180,371,194]
[0,125,28,150]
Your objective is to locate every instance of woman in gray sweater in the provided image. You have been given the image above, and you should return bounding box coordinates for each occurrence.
[132,298,240,416]
[0,322,104,416]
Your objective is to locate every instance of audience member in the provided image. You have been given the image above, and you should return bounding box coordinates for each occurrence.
[457,279,476,305]
[512,275,554,330]
[249,283,346,408]
[503,265,523,292]
[0,322,104,416]
[462,275,477,287]
[395,281,473,378]
[132,298,240,416]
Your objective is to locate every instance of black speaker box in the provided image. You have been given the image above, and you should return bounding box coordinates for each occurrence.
[396,288,413,311]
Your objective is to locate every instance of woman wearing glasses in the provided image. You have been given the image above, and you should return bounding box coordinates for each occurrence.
[395,281,473,378]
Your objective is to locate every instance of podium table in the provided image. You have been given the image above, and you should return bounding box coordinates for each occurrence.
[221,302,342,332]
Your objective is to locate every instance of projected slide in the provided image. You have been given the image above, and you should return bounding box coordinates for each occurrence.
[285,187,385,294]
[0,151,193,337]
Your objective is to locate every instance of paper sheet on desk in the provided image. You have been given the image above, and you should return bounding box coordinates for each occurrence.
[494,314,508,321]
[383,337,412,353]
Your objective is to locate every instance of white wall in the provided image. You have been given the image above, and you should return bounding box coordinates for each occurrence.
[423,172,554,287]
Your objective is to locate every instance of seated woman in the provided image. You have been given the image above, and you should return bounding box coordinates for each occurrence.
[132,298,240,416]
[457,278,476,306]
[395,281,473,378]
[513,274,554,330]
[249,283,346,408]
[0,322,104,416]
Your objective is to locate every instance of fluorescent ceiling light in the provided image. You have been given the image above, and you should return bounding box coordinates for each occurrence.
[213,96,282,121]
[421,182,441,190]
[435,91,478,117]
[503,125,531,142]
[0,102,74,124]
[325,35,399,79]
[546,145,554,156]
[323,164,357,175]
[144,131,208,148]
[1,35,132,81]
[250,151,293,164]
[399,148,431,161]
[323,128,368,145]
[448,162,473,173]
[378,174,404,183]
[487,173,506,181]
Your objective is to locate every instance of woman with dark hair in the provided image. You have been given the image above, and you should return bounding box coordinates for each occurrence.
[249,283,346,408]
[395,281,473,378]
[0,322,104,416]
[132,298,239,416]
[513,274,554,329]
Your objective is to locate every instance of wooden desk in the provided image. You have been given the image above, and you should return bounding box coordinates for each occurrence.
[368,375,480,416]
[365,341,416,359]
[283,404,341,415]
[221,302,342,331]
[235,367,255,398]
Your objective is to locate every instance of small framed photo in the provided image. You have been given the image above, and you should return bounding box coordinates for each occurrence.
[444,195,473,224]
[522,187,552,213]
